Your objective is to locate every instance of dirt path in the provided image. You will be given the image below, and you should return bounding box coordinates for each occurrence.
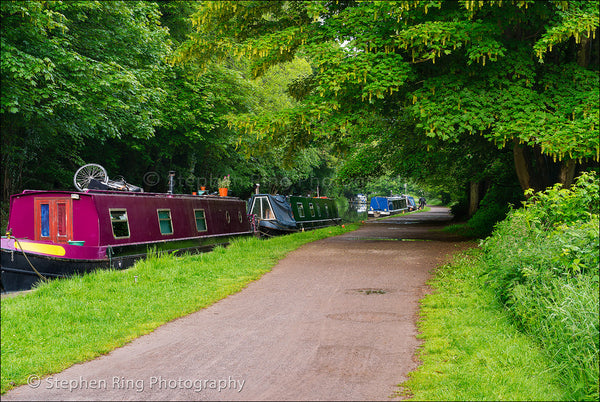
[3,206,472,401]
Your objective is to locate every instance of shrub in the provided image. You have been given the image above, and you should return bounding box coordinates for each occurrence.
[481,171,600,400]
[450,176,524,237]
[450,197,469,220]
[466,182,525,237]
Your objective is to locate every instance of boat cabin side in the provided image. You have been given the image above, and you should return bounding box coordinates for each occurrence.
[91,192,252,246]
[249,195,339,222]
[5,190,252,248]
[6,190,100,246]
[248,194,340,233]
[289,196,339,223]
[368,196,408,216]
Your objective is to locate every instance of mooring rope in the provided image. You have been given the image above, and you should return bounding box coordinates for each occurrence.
[10,237,48,282]
[258,229,275,238]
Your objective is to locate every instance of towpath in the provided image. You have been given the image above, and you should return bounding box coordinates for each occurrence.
[3,206,472,401]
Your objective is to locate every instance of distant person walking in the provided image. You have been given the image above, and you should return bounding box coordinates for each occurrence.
[418,196,426,210]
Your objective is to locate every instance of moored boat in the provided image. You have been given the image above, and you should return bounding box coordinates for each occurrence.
[247,194,341,236]
[1,188,253,292]
[349,194,368,214]
[368,195,414,217]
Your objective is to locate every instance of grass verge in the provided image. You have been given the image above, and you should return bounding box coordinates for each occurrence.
[1,223,358,394]
[398,248,568,401]
[441,222,479,238]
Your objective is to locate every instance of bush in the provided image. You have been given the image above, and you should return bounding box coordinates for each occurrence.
[481,171,599,400]
[450,197,469,220]
[466,182,525,237]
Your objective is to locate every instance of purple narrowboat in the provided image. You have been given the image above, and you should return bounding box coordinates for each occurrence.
[1,189,253,292]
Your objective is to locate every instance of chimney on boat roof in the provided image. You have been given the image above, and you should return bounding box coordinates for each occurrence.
[255,183,260,194]
[168,171,176,194]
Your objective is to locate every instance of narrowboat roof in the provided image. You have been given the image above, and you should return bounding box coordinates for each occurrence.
[13,189,241,200]
[370,195,406,200]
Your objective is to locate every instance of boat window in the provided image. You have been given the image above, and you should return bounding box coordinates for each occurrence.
[309,203,315,217]
[238,211,243,223]
[194,209,207,232]
[324,205,329,217]
[250,198,261,216]
[297,202,305,218]
[225,211,231,224]
[263,200,274,220]
[57,203,67,237]
[110,209,130,239]
[157,209,173,235]
[316,204,321,217]
[40,203,50,238]
[251,197,274,220]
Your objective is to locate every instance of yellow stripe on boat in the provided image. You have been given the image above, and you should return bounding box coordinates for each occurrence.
[16,242,66,257]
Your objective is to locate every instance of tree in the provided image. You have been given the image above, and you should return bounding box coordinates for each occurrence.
[1,1,171,199]
[176,0,599,195]
[74,1,330,199]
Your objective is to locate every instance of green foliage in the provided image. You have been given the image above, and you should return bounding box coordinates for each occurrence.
[0,201,9,233]
[465,201,513,238]
[481,171,600,400]
[411,61,599,161]
[175,0,599,207]
[1,1,170,135]
[401,250,566,401]
[334,111,514,204]
[1,0,171,198]
[522,171,600,227]
[178,1,599,167]
[460,176,525,237]
[1,0,332,202]
[533,0,599,61]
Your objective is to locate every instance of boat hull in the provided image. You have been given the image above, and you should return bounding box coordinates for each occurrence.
[256,219,297,237]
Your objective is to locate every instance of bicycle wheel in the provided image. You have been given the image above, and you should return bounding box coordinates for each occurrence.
[74,163,108,191]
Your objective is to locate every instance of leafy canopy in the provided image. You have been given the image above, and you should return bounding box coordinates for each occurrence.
[1,1,171,139]
[177,1,599,164]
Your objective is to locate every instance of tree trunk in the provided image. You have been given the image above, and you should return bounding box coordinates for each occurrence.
[577,33,592,68]
[513,140,578,195]
[513,141,533,193]
[468,180,480,216]
[558,159,576,188]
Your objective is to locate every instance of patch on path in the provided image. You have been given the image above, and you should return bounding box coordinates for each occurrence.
[351,288,391,295]
[326,311,407,323]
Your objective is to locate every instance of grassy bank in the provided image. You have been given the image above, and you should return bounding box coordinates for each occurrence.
[480,173,599,400]
[401,172,599,401]
[1,223,358,394]
[399,250,567,400]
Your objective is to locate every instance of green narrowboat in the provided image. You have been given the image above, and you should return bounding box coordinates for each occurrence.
[248,194,341,236]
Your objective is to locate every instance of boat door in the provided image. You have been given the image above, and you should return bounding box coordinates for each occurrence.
[34,197,73,243]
